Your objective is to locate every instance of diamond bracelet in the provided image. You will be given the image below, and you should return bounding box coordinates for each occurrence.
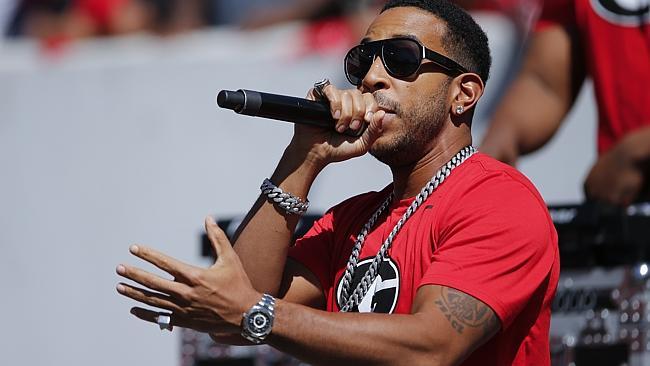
[260,178,309,215]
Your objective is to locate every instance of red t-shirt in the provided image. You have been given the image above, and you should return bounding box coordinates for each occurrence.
[537,0,650,154]
[289,153,560,365]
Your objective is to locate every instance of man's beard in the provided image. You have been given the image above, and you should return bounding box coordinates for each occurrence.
[370,80,450,167]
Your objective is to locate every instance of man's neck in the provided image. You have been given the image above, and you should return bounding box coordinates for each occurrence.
[390,135,472,200]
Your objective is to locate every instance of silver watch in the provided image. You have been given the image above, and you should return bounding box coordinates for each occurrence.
[241,294,276,344]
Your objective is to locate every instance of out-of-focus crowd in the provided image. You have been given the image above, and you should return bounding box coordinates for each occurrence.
[0,0,536,41]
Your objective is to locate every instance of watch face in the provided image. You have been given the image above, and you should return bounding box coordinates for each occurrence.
[246,310,272,336]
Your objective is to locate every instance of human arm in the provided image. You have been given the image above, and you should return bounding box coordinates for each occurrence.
[117,218,499,366]
[584,126,650,205]
[480,24,585,165]
[231,85,384,298]
[267,285,499,366]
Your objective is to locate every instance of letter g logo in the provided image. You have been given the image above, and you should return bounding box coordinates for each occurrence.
[592,0,650,25]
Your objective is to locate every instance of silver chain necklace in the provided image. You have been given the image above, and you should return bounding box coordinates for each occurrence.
[339,145,477,312]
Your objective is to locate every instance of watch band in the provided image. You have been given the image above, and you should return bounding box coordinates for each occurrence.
[258,294,275,313]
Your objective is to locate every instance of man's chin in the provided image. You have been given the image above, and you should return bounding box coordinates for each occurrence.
[370,135,428,167]
[369,142,401,166]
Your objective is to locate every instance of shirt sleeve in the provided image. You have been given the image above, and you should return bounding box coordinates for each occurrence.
[287,208,335,293]
[419,171,558,330]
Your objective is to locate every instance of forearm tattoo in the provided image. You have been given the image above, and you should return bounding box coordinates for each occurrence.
[434,287,499,335]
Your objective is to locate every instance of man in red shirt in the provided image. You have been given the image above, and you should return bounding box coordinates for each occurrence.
[481,0,650,206]
[116,1,559,364]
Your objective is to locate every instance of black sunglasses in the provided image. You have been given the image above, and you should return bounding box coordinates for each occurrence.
[344,37,468,86]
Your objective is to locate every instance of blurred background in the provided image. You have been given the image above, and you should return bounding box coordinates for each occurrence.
[0,0,606,365]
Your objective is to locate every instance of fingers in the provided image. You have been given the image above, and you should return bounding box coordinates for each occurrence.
[204,216,234,260]
[128,245,194,280]
[322,84,341,120]
[130,307,168,325]
[130,307,235,333]
[117,282,186,313]
[349,93,366,131]
[317,85,377,134]
[116,263,188,298]
[362,93,378,124]
[338,92,354,133]
[308,82,376,133]
[588,183,638,206]
[584,153,643,206]
[360,109,386,149]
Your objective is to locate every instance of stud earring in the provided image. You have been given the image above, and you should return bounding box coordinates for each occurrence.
[456,105,464,114]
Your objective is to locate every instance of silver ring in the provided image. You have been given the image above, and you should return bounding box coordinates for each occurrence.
[156,313,173,331]
[313,78,331,99]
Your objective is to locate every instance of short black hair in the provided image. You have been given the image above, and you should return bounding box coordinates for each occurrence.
[381,0,491,84]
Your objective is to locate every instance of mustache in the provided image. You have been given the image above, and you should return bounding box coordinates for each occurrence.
[373,93,402,116]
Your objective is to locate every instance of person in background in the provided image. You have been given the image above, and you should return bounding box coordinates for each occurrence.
[480,0,650,206]
[6,0,209,39]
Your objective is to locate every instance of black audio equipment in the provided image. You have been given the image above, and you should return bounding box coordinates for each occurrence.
[189,202,650,366]
[549,202,650,268]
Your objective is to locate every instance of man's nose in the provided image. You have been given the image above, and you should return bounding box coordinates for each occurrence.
[361,56,390,93]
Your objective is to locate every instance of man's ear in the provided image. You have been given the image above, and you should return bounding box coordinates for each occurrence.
[449,73,484,117]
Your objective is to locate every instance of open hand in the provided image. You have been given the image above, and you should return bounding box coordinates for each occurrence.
[116,217,261,335]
